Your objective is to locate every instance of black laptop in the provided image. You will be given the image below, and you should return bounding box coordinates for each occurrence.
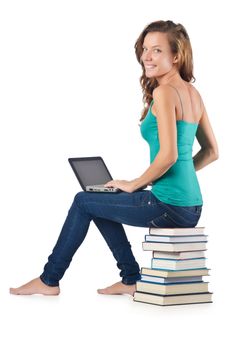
[68,156,121,192]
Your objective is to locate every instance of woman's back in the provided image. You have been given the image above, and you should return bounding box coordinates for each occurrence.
[151,81,203,125]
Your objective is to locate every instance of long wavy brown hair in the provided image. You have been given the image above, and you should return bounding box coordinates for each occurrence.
[135,20,195,122]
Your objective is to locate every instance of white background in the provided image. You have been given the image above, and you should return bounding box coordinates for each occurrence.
[0,0,231,349]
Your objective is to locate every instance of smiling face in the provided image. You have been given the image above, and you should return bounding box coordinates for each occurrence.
[141,31,178,79]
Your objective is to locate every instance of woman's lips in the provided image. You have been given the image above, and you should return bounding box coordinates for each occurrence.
[145,65,157,69]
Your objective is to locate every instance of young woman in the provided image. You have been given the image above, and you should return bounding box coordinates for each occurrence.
[10,20,219,297]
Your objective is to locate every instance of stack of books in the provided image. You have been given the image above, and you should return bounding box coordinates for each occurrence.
[133,226,213,306]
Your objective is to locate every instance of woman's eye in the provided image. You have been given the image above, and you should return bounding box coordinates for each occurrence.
[142,47,161,53]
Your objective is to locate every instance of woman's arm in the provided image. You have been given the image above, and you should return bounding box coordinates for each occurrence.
[105,86,178,193]
[105,153,176,193]
[193,99,219,171]
[131,154,176,191]
[193,149,218,171]
[131,85,178,191]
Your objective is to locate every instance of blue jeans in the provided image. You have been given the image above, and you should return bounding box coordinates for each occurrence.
[40,190,202,286]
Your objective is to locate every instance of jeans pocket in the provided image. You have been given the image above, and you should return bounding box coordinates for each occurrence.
[149,211,200,228]
[180,205,203,216]
[138,190,156,206]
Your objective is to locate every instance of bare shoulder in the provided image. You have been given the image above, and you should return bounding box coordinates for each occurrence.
[152,86,176,115]
[152,85,175,100]
[187,83,203,105]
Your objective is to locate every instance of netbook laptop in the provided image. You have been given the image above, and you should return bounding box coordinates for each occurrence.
[68,156,121,193]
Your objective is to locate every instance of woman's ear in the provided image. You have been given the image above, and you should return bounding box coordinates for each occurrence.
[173,55,179,64]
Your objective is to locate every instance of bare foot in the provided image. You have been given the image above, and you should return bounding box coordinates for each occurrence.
[97,281,136,296]
[9,277,60,296]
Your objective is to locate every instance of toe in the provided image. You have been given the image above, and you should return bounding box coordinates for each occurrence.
[97,288,106,294]
[9,288,18,295]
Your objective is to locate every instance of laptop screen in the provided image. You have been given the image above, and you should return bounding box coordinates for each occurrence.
[68,157,113,190]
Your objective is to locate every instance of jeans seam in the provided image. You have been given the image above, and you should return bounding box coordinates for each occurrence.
[158,202,201,219]
[164,212,198,225]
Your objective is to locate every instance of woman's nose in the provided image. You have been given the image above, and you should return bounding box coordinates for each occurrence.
[144,50,152,60]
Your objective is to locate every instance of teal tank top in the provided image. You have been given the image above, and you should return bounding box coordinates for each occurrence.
[140,100,203,206]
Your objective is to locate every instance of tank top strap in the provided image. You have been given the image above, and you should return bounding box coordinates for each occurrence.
[167,84,184,120]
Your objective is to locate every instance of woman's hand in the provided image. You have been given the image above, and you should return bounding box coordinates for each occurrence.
[104,179,136,193]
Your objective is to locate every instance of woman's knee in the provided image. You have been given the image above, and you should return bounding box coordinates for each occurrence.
[74,191,86,206]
